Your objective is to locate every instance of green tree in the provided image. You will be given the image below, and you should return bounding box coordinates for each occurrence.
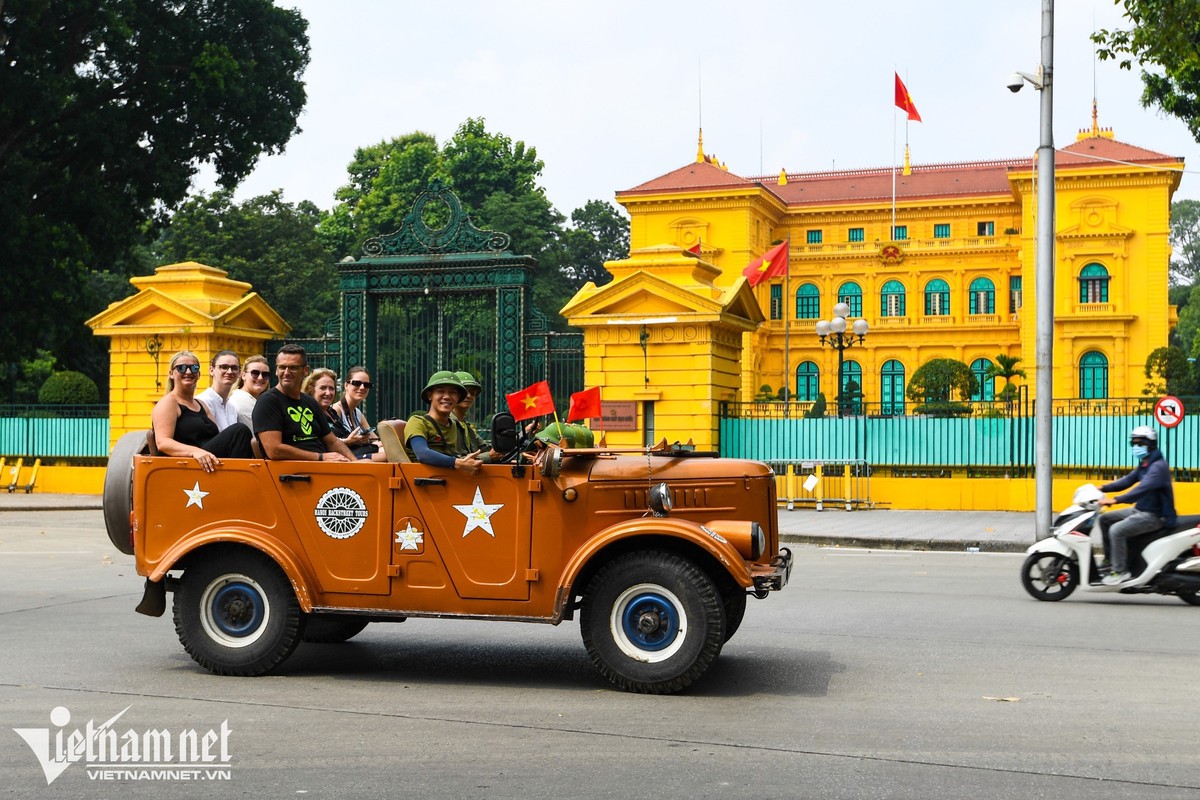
[155,190,337,337]
[1175,282,1200,355]
[1169,199,1200,285]
[563,200,629,288]
[984,354,1027,403]
[1094,1,1200,142]
[1143,345,1194,396]
[0,0,310,371]
[907,358,979,409]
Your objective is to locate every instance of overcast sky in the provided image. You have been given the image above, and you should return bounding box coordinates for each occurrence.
[209,0,1200,218]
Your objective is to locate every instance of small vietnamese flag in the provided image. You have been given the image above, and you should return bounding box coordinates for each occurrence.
[894,72,922,122]
[686,240,702,255]
[506,380,555,422]
[567,386,602,422]
[741,240,789,287]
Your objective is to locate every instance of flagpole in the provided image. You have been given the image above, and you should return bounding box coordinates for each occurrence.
[891,105,897,239]
[784,255,790,418]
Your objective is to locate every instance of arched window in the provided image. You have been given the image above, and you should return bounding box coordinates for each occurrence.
[924,279,950,316]
[840,360,863,415]
[1080,351,1109,399]
[1079,263,1110,303]
[837,282,863,316]
[881,280,906,317]
[969,277,995,314]
[796,283,820,319]
[795,361,819,402]
[880,359,905,415]
[970,357,994,401]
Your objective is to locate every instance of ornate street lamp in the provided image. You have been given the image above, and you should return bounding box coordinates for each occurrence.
[815,303,869,417]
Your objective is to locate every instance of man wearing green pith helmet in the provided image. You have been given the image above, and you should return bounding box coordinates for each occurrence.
[452,370,491,460]
[403,370,484,474]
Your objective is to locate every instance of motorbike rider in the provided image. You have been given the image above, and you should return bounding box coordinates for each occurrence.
[1097,425,1176,585]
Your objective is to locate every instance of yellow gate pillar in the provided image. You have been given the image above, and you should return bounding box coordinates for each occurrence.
[561,245,763,450]
[86,261,290,447]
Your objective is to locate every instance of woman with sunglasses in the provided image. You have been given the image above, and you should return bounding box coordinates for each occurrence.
[151,350,254,472]
[333,366,382,460]
[230,354,271,431]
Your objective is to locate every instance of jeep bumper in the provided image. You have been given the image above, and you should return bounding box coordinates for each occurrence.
[752,547,793,594]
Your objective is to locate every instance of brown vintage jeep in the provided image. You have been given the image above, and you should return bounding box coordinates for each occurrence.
[103,420,791,694]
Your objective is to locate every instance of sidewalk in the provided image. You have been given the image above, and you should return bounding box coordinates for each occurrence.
[0,492,1038,553]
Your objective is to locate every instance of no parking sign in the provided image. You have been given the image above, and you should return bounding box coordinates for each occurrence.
[1153,395,1185,429]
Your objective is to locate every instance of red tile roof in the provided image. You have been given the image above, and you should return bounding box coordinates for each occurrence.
[618,137,1182,207]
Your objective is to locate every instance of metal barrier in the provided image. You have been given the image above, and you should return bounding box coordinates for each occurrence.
[769,459,873,511]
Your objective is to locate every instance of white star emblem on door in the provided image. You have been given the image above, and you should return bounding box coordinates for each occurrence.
[452,487,504,538]
[183,481,209,509]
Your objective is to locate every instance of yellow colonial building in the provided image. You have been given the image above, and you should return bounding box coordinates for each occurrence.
[611,117,1182,411]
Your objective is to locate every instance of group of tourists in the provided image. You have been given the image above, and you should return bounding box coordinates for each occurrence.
[150,345,497,474]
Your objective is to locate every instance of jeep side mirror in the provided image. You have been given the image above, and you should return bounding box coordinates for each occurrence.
[491,412,518,455]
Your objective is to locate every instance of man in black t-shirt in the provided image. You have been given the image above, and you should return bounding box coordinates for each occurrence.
[253,345,356,462]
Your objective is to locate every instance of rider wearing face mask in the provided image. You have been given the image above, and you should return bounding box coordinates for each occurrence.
[1097,425,1176,585]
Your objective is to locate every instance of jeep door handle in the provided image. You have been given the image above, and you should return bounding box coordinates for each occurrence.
[279,474,312,483]
[414,477,446,486]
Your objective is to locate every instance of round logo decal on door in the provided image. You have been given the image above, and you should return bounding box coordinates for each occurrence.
[314,487,369,539]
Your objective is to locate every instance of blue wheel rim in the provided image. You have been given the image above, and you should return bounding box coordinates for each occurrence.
[209,581,265,638]
[619,591,680,652]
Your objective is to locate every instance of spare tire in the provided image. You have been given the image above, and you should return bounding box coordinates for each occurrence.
[103,430,149,555]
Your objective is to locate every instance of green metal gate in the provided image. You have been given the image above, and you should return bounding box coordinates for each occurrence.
[330,180,582,423]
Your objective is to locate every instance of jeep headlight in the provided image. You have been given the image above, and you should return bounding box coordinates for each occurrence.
[648,482,672,517]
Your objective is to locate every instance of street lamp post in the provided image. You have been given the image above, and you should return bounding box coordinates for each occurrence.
[1010,0,1055,539]
[816,303,869,417]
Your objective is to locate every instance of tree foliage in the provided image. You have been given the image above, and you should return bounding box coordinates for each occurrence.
[985,354,1026,402]
[1170,199,1200,285]
[906,358,979,404]
[1143,345,1194,396]
[317,117,629,330]
[154,190,337,337]
[0,0,310,373]
[1094,1,1200,142]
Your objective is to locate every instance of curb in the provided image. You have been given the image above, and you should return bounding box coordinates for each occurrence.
[781,533,1032,553]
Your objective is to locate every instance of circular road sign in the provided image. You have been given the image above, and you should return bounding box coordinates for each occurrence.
[1153,395,1185,429]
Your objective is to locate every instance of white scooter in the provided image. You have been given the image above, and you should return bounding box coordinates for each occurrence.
[1020,484,1200,604]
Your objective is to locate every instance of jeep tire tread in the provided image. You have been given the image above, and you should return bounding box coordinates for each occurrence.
[102,430,148,556]
[173,549,302,676]
[580,551,725,694]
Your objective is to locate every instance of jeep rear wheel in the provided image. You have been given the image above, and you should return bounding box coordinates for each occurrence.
[174,550,301,676]
[580,551,725,694]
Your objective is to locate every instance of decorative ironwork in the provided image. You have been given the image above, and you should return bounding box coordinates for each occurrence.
[145,335,164,392]
[361,179,511,257]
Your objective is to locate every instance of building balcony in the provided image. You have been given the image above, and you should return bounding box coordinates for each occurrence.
[794,235,1018,257]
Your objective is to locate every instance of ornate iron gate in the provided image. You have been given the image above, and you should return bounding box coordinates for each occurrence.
[332,181,582,423]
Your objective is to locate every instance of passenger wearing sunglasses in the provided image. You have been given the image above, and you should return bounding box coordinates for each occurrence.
[230,355,271,431]
[150,350,255,472]
[334,366,383,460]
[252,344,356,462]
[196,350,242,431]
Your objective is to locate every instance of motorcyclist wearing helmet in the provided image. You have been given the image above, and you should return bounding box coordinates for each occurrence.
[403,370,484,475]
[1097,425,1176,585]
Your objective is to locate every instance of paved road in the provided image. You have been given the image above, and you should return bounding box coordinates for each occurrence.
[2,510,1199,799]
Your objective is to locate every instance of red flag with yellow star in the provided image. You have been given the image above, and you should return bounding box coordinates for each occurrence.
[741,240,789,287]
[894,72,922,122]
[506,380,554,422]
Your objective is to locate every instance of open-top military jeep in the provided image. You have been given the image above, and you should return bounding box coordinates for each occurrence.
[103,419,791,694]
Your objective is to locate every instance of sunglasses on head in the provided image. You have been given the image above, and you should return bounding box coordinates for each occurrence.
[348,379,372,389]
[173,363,201,375]
[247,369,270,379]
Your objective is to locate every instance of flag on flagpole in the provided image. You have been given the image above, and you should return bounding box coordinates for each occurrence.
[741,240,789,287]
[686,240,702,255]
[894,73,922,122]
[567,387,602,422]
[505,380,554,422]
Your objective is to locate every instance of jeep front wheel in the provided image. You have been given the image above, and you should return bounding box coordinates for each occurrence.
[173,550,302,676]
[580,551,725,694]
